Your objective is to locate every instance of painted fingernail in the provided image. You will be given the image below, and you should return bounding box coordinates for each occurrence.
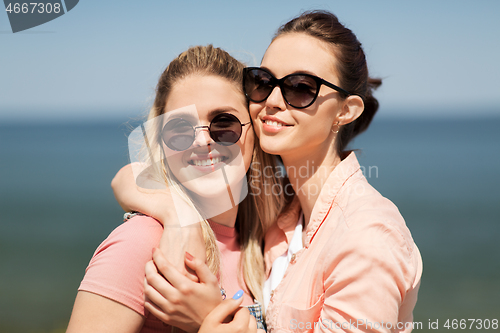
[185,251,194,261]
[232,289,244,300]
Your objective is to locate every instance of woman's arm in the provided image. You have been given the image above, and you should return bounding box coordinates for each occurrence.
[198,293,259,333]
[111,164,206,276]
[111,163,175,223]
[66,291,144,333]
[68,216,160,333]
[144,249,222,332]
[144,251,263,333]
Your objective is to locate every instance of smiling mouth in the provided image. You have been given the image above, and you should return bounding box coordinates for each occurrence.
[187,156,228,167]
[263,119,291,127]
[265,120,282,127]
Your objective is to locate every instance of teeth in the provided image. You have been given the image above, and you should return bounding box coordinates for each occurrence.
[265,120,283,127]
[193,157,222,166]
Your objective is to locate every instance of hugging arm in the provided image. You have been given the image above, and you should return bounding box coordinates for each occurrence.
[67,216,164,333]
[144,249,222,332]
[145,250,264,333]
[111,163,206,275]
[66,292,144,333]
[111,164,173,223]
[199,295,260,333]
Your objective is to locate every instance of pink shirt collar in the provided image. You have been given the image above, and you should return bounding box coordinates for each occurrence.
[264,152,361,276]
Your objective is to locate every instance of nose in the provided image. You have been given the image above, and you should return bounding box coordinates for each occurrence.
[265,85,287,111]
[192,126,213,148]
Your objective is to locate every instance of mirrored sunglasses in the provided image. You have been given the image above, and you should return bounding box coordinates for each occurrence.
[162,113,251,151]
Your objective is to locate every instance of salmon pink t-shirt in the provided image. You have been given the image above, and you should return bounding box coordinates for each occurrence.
[78,215,252,332]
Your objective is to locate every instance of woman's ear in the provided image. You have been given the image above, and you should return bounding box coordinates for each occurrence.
[337,95,364,126]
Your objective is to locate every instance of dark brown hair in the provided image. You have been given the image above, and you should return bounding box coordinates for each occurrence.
[274,10,382,153]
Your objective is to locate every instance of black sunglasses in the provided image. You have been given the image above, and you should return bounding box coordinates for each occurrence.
[243,67,351,109]
[162,113,251,151]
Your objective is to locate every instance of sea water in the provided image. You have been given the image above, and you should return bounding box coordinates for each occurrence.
[0,116,499,332]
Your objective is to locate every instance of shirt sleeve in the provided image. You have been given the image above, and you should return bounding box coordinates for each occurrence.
[317,219,420,333]
[78,216,163,316]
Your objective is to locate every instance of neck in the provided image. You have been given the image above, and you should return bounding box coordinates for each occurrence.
[209,205,239,228]
[281,142,341,228]
[189,190,239,228]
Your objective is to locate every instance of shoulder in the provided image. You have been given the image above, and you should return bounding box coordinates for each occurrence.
[338,176,413,251]
[104,215,163,246]
[78,215,163,315]
[90,215,163,261]
[322,180,422,287]
[312,174,420,275]
[88,215,163,274]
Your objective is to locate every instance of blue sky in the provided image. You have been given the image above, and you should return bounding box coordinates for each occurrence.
[1,0,499,122]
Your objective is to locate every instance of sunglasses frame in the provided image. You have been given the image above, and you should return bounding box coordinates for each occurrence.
[162,113,251,151]
[243,67,351,109]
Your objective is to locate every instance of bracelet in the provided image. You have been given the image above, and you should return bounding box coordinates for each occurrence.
[123,211,145,222]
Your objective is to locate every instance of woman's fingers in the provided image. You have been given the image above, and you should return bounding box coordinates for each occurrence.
[202,305,255,333]
[144,260,177,301]
[205,290,244,324]
[152,248,191,289]
[247,312,258,333]
[144,258,158,276]
[144,277,174,310]
[144,298,171,323]
[230,307,252,332]
[184,252,218,286]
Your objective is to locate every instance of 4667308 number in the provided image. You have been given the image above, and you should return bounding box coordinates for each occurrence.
[5,2,61,14]
[444,319,498,330]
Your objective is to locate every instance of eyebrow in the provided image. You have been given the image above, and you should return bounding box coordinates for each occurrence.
[167,107,246,125]
[207,107,241,118]
[167,112,197,122]
[260,66,321,79]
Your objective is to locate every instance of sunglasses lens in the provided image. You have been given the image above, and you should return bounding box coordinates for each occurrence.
[162,118,195,151]
[282,75,318,108]
[244,69,274,102]
[244,68,320,108]
[162,114,244,151]
[210,114,242,146]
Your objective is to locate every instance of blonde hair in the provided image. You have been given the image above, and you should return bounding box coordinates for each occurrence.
[145,45,289,305]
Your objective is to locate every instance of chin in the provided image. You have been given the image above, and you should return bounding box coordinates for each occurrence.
[258,137,287,155]
[182,165,247,199]
[185,181,228,198]
[183,176,247,219]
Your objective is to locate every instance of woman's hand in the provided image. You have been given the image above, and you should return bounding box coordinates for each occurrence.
[199,291,258,333]
[111,163,206,279]
[144,249,222,333]
[111,163,173,222]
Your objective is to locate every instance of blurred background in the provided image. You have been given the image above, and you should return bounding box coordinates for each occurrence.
[1,1,499,332]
